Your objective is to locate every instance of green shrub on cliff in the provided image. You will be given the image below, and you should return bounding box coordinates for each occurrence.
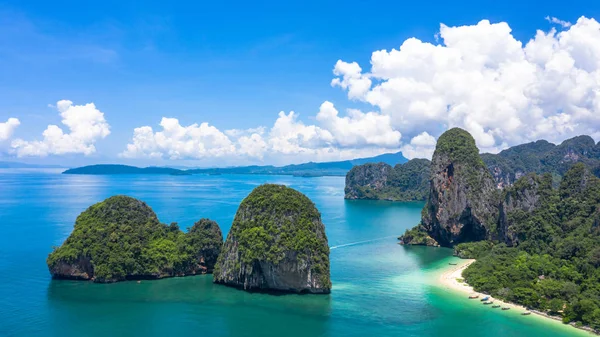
[434,128,485,167]
[398,225,438,246]
[47,196,223,282]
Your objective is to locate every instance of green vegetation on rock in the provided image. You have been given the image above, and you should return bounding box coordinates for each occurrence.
[348,134,599,204]
[408,129,600,328]
[483,136,600,188]
[398,225,438,246]
[47,195,223,282]
[434,128,486,169]
[213,184,331,294]
[344,159,430,201]
[458,164,600,329]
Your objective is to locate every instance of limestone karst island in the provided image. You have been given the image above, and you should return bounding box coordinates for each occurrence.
[47,185,332,294]
[213,184,331,293]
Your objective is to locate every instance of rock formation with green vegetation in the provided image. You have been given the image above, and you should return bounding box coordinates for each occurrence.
[395,129,600,327]
[420,128,500,246]
[47,196,223,282]
[482,136,600,188]
[496,173,552,247]
[347,135,600,202]
[398,225,439,246]
[455,163,600,329]
[344,159,431,201]
[213,184,331,294]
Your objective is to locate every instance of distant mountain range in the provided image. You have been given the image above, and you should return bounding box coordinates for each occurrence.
[62,151,409,176]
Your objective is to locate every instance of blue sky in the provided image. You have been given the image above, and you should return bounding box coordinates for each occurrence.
[1,0,599,167]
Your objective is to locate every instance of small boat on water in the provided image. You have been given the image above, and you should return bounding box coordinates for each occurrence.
[449,262,458,265]
[484,301,494,305]
[481,296,490,301]
[468,294,479,299]
[492,305,501,308]
[522,312,531,316]
[502,307,510,310]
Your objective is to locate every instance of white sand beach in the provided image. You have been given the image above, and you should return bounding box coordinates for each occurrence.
[438,259,529,312]
[436,258,596,335]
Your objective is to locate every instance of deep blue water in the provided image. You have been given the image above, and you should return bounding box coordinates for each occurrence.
[0,170,588,336]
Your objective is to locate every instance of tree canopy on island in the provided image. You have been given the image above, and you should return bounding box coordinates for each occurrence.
[47,196,222,282]
[456,163,600,328]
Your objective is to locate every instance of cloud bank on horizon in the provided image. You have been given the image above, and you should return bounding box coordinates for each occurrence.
[2,16,600,163]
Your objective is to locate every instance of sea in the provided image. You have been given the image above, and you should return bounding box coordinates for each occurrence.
[0,169,590,336]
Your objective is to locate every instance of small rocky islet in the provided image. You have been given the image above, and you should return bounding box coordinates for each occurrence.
[47,185,331,294]
[47,195,223,282]
[213,184,331,294]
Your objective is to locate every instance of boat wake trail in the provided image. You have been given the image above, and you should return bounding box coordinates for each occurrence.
[330,235,399,250]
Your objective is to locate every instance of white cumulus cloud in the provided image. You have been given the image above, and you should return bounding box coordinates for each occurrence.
[0,118,20,142]
[546,16,572,28]
[11,100,110,157]
[122,16,600,163]
[266,110,334,155]
[401,132,437,159]
[332,16,600,155]
[330,60,372,99]
[122,103,400,163]
[316,101,401,148]
[121,117,236,159]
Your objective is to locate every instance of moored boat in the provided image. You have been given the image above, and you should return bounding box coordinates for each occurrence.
[484,301,494,305]
[522,311,531,315]
[492,305,500,308]
[481,296,490,301]
[502,307,510,310]
[468,294,479,299]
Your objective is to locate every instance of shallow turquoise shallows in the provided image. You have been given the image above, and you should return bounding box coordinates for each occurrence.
[0,170,589,336]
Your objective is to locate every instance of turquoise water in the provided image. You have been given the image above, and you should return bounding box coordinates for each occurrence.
[0,170,589,336]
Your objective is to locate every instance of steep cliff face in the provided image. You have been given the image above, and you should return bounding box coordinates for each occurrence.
[47,196,223,282]
[213,184,331,294]
[49,256,94,280]
[421,128,499,247]
[344,159,431,201]
[497,174,551,246]
[344,163,391,199]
